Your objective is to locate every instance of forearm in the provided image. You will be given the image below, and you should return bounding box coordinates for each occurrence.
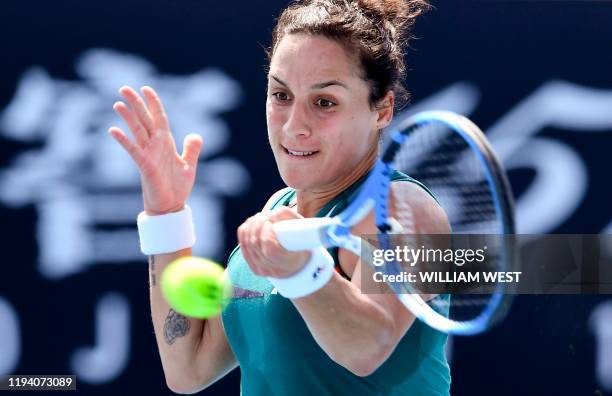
[110,85,232,391]
[149,248,207,388]
[291,272,396,376]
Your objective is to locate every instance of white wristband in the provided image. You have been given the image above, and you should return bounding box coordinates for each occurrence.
[267,247,334,299]
[137,205,196,255]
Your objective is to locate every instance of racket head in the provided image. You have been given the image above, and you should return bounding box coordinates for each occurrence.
[373,111,516,335]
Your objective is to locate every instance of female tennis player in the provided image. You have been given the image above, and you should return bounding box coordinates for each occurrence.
[109,0,451,394]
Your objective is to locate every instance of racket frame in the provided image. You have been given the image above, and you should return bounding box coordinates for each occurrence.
[272,111,515,335]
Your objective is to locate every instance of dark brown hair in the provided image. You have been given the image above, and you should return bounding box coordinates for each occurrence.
[269,0,431,109]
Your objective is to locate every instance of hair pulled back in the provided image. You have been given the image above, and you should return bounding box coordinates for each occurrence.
[270,0,431,109]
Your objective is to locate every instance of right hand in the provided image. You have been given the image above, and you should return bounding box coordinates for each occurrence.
[109,86,203,215]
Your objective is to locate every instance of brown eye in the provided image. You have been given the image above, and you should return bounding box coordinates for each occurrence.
[315,98,336,108]
[272,92,290,102]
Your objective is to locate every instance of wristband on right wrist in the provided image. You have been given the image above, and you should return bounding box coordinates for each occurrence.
[267,247,334,299]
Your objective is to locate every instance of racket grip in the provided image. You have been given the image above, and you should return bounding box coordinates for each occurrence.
[272,217,339,251]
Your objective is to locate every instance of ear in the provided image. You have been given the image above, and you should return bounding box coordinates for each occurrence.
[374,91,394,130]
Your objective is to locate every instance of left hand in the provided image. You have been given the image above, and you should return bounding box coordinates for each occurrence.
[237,207,311,278]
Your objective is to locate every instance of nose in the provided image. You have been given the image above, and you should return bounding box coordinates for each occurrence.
[283,101,312,139]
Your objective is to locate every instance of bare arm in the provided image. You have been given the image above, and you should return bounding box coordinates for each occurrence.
[149,249,237,393]
[240,183,449,376]
[291,183,450,376]
[109,85,237,393]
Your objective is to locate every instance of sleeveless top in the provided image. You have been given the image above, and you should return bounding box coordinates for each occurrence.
[221,172,451,395]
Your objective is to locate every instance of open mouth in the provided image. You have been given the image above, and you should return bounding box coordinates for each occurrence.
[283,146,319,158]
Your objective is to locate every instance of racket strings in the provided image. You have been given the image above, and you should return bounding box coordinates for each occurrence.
[388,121,505,323]
[391,182,417,233]
[395,136,499,232]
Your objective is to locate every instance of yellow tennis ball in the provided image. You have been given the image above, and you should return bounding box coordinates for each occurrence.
[161,257,232,318]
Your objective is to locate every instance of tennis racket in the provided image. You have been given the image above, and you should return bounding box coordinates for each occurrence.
[271,110,515,336]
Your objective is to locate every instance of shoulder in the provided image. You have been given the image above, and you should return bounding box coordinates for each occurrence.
[390,181,450,234]
[262,187,294,212]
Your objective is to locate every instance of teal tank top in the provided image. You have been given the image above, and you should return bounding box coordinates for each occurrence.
[221,172,451,395]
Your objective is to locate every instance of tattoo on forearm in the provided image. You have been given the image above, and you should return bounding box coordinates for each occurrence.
[149,255,156,287]
[164,309,190,345]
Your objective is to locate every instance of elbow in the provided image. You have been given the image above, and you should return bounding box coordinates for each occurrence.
[338,324,397,377]
[344,347,391,377]
[166,381,192,395]
[347,362,380,378]
[165,371,208,395]
[165,379,198,395]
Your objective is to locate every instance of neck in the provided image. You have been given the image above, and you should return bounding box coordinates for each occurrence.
[294,145,378,218]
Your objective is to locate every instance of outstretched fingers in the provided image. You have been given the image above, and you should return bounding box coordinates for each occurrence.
[119,86,155,135]
[108,126,145,167]
[141,86,170,132]
[113,101,149,148]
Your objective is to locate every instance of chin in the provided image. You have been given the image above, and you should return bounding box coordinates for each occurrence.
[280,175,310,190]
[278,169,318,191]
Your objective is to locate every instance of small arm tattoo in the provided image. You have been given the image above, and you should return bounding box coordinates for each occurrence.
[164,309,190,345]
[149,255,156,287]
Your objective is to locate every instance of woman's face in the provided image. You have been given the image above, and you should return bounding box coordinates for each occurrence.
[266,34,386,191]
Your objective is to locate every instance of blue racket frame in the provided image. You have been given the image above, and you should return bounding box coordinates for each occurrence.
[273,111,515,335]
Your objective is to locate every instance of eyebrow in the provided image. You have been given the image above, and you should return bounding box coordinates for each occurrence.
[270,75,349,90]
